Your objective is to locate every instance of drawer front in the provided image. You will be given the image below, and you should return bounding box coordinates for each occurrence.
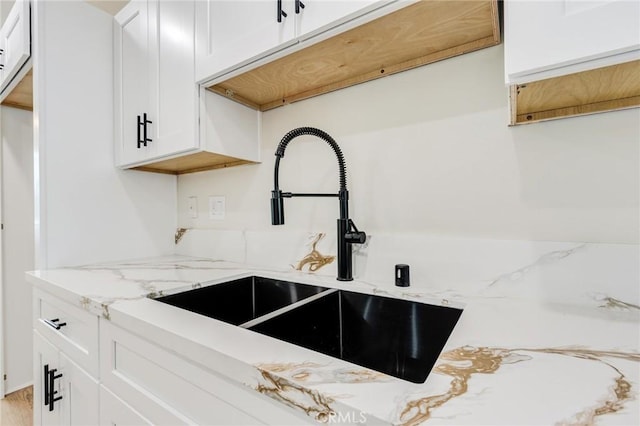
[34,289,99,377]
[101,321,309,425]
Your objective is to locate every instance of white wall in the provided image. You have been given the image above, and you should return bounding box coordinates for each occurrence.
[34,1,177,269]
[1,106,33,393]
[178,45,639,244]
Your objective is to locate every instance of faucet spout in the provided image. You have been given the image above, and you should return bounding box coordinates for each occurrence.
[271,127,366,281]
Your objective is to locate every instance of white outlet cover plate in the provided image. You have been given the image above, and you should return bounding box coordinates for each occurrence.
[209,196,225,220]
[188,196,198,219]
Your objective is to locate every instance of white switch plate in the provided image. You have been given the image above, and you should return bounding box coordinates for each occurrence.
[187,196,198,219]
[209,196,225,220]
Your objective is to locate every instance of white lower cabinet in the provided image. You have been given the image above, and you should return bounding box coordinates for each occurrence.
[34,331,60,426]
[33,331,99,426]
[100,385,153,426]
[100,321,311,425]
[33,291,311,425]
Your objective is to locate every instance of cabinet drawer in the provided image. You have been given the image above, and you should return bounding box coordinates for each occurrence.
[34,289,99,377]
[101,321,310,425]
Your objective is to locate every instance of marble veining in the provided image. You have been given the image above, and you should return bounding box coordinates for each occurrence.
[256,369,336,422]
[487,244,586,288]
[591,293,640,311]
[294,233,335,272]
[256,362,391,386]
[398,346,639,426]
[26,238,640,426]
[175,227,189,244]
[71,257,226,272]
[66,258,245,317]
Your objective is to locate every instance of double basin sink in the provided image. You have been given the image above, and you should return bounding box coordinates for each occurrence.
[154,276,462,384]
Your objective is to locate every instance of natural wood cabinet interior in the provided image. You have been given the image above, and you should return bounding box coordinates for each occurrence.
[208,0,501,111]
[1,69,33,111]
[132,151,256,175]
[509,60,640,125]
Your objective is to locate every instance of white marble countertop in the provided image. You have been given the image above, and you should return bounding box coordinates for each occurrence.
[27,255,640,425]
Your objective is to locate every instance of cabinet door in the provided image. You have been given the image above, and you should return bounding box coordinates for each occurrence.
[505,0,640,84]
[195,0,296,82]
[59,354,99,426]
[295,0,389,41]
[0,0,30,91]
[33,332,61,426]
[100,385,153,426]
[0,25,6,88]
[149,0,198,158]
[114,0,154,166]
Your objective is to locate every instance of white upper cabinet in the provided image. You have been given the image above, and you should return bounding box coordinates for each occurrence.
[294,0,388,41]
[0,25,5,86]
[504,0,640,84]
[195,0,297,83]
[0,0,30,92]
[115,0,260,174]
[115,0,198,168]
[115,0,153,166]
[150,0,198,159]
[195,0,398,83]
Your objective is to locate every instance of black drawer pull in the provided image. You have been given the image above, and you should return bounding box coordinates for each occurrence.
[143,112,152,145]
[43,364,50,406]
[44,318,67,330]
[277,0,287,22]
[48,368,63,412]
[137,115,143,148]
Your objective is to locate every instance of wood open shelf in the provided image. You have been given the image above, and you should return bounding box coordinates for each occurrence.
[509,60,640,125]
[132,151,256,175]
[1,69,33,111]
[209,0,500,111]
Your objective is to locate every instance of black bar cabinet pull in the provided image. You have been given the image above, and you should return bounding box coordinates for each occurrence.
[44,318,67,330]
[277,0,287,22]
[295,0,305,13]
[137,115,143,148]
[48,368,63,412]
[43,364,50,406]
[143,112,152,146]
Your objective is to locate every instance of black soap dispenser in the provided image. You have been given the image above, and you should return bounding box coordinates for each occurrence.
[395,264,410,287]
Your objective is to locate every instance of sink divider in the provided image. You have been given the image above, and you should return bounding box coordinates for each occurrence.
[239,288,339,329]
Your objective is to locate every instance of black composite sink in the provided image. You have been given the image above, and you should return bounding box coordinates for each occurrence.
[153,276,462,383]
[155,276,328,325]
[249,289,462,383]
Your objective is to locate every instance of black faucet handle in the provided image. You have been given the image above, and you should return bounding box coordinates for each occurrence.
[345,219,366,244]
[345,231,366,244]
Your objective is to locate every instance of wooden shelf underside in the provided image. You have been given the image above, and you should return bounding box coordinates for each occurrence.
[209,0,500,111]
[510,60,640,125]
[1,69,33,111]
[132,151,257,175]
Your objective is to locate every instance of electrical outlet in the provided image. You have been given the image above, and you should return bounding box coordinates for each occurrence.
[187,196,198,219]
[209,196,225,220]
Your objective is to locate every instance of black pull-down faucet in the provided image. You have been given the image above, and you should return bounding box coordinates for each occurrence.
[270,127,366,281]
